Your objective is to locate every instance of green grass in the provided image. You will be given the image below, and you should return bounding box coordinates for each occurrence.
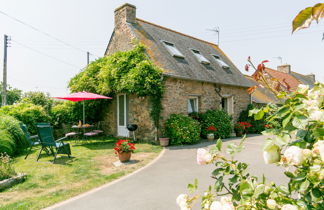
[0,137,162,210]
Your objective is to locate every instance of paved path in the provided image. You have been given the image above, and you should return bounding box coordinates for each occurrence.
[48,135,287,210]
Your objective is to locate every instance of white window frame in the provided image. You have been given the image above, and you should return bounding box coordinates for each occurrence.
[212,54,230,70]
[188,97,199,113]
[162,41,184,58]
[221,96,234,115]
[191,49,210,64]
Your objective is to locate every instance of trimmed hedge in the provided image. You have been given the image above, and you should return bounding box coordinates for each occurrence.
[165,114,201,145]
[0,103,50,134]
[200,109,232,139]
[0,115,27,155]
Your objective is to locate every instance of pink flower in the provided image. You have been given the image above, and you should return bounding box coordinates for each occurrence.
[197,148,212,165]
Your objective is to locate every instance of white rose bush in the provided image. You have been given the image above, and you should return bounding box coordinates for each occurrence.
[177,83,323,209]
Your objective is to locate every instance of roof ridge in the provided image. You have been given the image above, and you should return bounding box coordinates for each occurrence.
[136,18,218,47]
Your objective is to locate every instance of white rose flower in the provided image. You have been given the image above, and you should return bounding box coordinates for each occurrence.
[297,84,309,94]
[210,201,222,210]
[312,140,324,161]
[209,196,234,210]
[263,144,280,164]
[283,146,304,165]
[266,199,277,209]
[197,148,212,165]
[302,149,312,161]
[176,194,190,210]
[281,204,298,210]
[309,110,324,121]
[221,202,235,210]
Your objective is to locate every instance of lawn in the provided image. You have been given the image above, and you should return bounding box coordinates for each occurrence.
[0,137,162,210]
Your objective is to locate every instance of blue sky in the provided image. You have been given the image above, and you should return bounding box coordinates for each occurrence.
[0,0,323,96]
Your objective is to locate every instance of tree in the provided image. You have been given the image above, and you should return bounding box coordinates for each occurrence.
[20,91,53,113]
[0,82,22,106]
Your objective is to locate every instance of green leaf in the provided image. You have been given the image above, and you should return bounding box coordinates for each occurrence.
[311,188,322,202]
[254,110,265,120]
[215,138,222,152]
[254,184,265,198]
[313,128,324,139]
[292,115,308,129]
[284,171,294,178]
[312,3,324,22]
[299,180,310,193]
[277,186,289,194]
[276,106,290,118]
[248,108,260,117]
[212,168,224,176]
[292,6,313,32]
[239,181,253,196]
[282,113,293,128]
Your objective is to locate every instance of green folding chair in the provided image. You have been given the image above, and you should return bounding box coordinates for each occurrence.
[20,123,40,159]
[36,123,71,163]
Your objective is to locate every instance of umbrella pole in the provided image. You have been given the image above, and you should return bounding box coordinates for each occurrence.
[83,100,85,125]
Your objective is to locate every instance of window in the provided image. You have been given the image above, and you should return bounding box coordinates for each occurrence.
[221,96,234,115]
[212,55,231,73]
[191,49,210,64]
[188,97,198,113]
[162,41,184,58]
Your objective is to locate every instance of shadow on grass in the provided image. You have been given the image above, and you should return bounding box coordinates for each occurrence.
[73,139,116,151]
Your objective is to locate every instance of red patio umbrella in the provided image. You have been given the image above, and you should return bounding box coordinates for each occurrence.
[54,91,112,124]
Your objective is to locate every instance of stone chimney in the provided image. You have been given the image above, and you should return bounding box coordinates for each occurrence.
[307,73,316,83]
[114,3,136,28]
[277,64,291,74]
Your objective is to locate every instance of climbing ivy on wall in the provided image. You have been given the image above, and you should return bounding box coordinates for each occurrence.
[69,43,164,129]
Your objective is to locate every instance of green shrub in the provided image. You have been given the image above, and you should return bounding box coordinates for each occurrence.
[200,109,232,138]
[51,100,107,128]
[0,103,50,134]
[165,114,201,145]
[20,91,53,113]
[0,153,16,181]
[238,104,266,134]
[0,115,27,155]
[0,130,15,156]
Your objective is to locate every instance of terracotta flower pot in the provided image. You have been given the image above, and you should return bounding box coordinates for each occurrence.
[159,138,169,147]
[207,133,214,141]
[235,131,243,137]
[118,152,132,162]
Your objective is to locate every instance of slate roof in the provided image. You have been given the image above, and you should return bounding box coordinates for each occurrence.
[245,76,281,104]
[128,18,253,88]
[290,72,315,88]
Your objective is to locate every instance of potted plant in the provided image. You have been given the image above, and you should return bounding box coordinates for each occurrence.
[206,125,216,141]
[234,122,245,137]
[234,122,252,136]
[114,139,136,162]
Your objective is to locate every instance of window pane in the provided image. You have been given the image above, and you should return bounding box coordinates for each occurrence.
[163,42,184,58]
[192,50,210,64]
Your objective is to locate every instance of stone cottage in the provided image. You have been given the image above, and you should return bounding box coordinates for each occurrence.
[103,3,253,140]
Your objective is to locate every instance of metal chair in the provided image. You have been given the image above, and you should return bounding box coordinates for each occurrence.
[36,123,71,163]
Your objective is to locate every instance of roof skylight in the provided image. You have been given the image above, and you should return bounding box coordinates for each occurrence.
[212,55,230,70]
[191,49,210,64]
[162,41,184,58]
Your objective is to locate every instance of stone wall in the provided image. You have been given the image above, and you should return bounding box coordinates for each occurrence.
[102,94,155,141]
[102,77,251,141]
[161,77,251,125]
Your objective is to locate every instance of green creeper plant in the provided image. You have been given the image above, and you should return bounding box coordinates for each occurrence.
[68,43,164,132]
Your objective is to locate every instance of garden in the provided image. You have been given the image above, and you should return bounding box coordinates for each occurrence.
[0,137,161,209]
